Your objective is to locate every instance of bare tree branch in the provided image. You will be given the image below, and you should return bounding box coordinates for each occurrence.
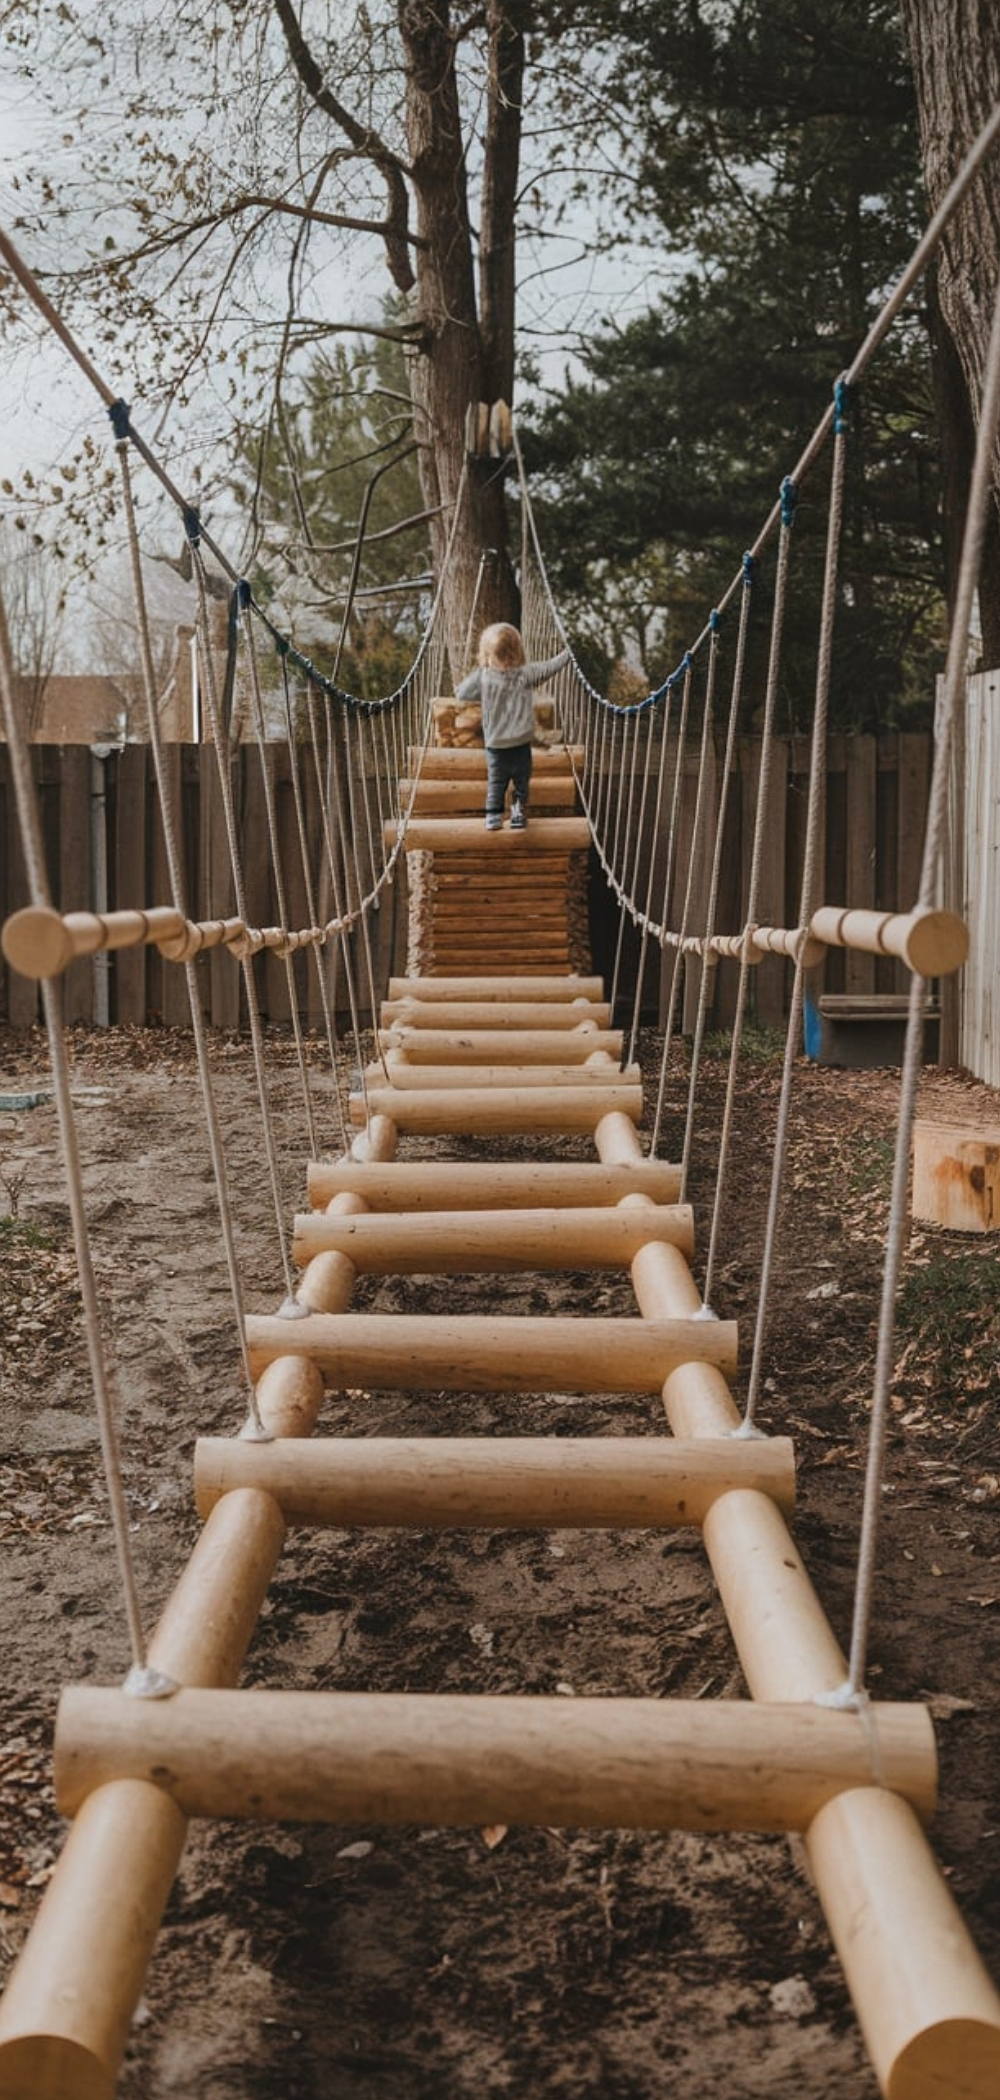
[271,0,417,293]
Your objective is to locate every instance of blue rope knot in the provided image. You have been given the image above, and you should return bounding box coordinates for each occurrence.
[742,551,754,586]
[834,375,851,435]
[108,399,131,443]
[709,609,721,635]
[237,578,252,610]
[182,505,201,547]
[780,477,798,529]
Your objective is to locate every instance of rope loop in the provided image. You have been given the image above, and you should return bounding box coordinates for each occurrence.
[834,374,852,434]
[742,551,754,586]
[709,608,721,634]
[780,477,797,529]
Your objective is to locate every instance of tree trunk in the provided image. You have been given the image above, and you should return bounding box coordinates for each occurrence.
[899,0,1000,660]
[400,0,519,684]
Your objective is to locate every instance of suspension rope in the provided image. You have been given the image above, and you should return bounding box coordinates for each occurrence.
[238,588,320,1159]
[699,501,795,1305]
[678,562,752,1205]
[834,242,1000,1704]
[742,390,851,1435]
[0,554,170,1687]
[114,433,266,1440]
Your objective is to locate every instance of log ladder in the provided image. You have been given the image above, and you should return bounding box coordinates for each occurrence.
[2,746,999,2100]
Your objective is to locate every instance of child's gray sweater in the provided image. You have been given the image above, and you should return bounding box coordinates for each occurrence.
[455,650,570,749]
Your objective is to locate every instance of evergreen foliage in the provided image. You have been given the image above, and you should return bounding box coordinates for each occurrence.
[522,0,946,729]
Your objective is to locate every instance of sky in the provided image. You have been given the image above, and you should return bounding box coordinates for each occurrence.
[0,12,670,669]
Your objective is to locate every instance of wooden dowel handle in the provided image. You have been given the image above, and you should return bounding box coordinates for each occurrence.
[809,905,969,976]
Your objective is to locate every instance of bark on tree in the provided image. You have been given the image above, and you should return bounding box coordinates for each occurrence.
[899,0,1000,660]
[274,0,523,684]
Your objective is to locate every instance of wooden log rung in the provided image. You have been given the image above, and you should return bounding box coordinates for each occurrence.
[387,975,602,1001]
[388,816,591,853]
[54,1688,937,1833]
[348,1084,643,1135]
[245,1310,738,1388]
[292,1202,694,1272]
[380,999,612,1029]
[307,1159,682,1210]
[367,1058,640,1092]
[380,1027,624,1063]
[194,1433,795,1527]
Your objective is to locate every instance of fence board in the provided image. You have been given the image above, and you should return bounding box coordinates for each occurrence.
[844,737,877,995]
[2,734,935,1037]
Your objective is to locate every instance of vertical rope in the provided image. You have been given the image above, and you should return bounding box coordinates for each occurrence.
[743,405,850,1433]
[114,439,266,1437]
[275,650,350,1154]
[680,558,755,1211]
[238,590,319,1158]
[648,654,695,1155]
[625,691,674,1066]
[0,540,167,1683]
[835,260,1000,1701]
[701,504,795,1300]
[189,537,299,1311]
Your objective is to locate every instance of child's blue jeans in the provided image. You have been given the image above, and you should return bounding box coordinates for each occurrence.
[485,740,532,817]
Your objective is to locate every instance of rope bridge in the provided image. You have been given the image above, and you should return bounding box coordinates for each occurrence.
[2,110,1000,2100]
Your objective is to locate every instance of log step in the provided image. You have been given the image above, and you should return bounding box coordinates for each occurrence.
[194,1433,794,1527]
[388,816,591,853]
[348,1083,642,1134]
[380,999,612,1029]
[55,1688,937,1833]
[245,1310,737,1388]
[408,746,583,776]
[307,1159,682,1210]
[292,1202,694,1272]
[379,1027,624,1063]
[365,1057,639,1091]
[387,975,603,1001]
[402,776,579,812]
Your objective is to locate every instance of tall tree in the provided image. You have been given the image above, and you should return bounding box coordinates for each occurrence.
[898,0,1000,660]
[0,1,618,679]
[521,0,947,728]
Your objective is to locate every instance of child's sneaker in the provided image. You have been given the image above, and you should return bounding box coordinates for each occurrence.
[484,812,503,831]
[510,800,527,830]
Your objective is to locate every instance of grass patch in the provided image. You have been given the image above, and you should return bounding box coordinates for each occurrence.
[0,1214,54,1252]
[702,1020,787,1064]
[898,1245,1000,1361]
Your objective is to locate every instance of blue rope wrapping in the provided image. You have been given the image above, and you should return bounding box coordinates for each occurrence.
[780,477,798,529]
[833,375,852,435]
[108,398,131,443]
[742,551,754,586]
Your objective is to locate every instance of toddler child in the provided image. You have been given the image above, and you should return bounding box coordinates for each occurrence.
[455,622,570,830]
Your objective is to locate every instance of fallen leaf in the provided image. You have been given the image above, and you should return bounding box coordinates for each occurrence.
[480,1825,507,1851]
[922,1693,977,1722]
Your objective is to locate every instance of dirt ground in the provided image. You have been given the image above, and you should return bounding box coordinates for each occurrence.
[0,1019,999,2100]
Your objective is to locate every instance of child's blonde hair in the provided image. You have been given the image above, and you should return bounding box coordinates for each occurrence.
[477,621,525,671]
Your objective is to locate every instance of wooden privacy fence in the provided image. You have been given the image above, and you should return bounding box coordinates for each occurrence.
[0,732,932,1031]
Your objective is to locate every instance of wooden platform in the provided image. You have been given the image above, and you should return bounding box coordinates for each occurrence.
[394,744,591,977]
